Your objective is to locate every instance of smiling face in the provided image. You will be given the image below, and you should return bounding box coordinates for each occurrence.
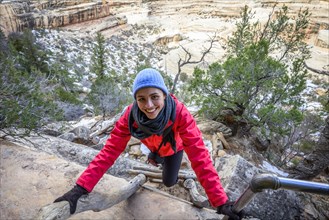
[135,87,166,119]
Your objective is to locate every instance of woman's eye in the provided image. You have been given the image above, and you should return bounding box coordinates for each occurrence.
[137,98,144,102]
[152,96,159,100]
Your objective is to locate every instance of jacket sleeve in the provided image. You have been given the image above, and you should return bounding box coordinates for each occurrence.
[76,106,132,192]
[177,105,228,207]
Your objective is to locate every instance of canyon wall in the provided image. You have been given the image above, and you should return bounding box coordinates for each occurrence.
[1,0,328,37]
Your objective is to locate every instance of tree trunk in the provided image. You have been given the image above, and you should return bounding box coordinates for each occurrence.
[36,174,147,220]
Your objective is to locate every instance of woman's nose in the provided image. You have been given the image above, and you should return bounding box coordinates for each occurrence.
[145,98,154,108]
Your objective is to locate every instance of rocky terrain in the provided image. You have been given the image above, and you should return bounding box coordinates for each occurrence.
[2,116,329,220]
[0,0,328,220]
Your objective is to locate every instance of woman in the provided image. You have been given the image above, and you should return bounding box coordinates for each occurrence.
[55,68,243,220]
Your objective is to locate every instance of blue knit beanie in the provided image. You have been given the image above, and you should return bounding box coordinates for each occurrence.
[133,68,169,98]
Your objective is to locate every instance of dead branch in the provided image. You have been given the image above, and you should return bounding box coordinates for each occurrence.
[133,165,162,173]
[127,169,196,180]
[36,174,147,220]
[171,33,217,94]
[216,132,231,150]
[132,165,196,176]
[142,184,193,205]
[304,61,329,76]
[183,179,210,208]
[90,113,121,138]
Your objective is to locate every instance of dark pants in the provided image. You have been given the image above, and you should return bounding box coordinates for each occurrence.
[162,150,183,187]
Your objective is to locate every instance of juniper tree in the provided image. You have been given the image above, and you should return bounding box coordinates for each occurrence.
[88,32,132,117]
[91,32,107,78]
[0,29,63,137]
[188,5,312,160]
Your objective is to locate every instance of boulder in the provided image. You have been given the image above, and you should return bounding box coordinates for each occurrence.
[316,30,329,48]
[58,126,91,145]
[215,155,328,220]
[197,118,232,137]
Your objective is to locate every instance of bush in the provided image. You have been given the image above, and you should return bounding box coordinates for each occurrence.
[87,76,132,116]
[0,29,79,137]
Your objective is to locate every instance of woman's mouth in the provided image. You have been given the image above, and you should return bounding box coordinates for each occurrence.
[144,107,159,118]
[146,108,156,113]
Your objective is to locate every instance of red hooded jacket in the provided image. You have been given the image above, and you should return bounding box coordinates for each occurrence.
[76,95,228,207]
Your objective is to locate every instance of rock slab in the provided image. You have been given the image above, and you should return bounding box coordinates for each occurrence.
[0,140,220,220]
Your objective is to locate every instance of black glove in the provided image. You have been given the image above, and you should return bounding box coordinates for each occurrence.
[54,184,88,214]
[217,201,244,220]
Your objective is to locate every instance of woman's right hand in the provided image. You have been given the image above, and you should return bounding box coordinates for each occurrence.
[54,184,88,214]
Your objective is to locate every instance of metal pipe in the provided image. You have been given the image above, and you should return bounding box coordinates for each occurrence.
[232,173,329,213]
[231,187,255,213]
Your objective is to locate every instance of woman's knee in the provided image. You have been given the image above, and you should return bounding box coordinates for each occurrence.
[162,178,177,187]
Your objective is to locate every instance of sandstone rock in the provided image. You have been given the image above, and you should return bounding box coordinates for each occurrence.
[91,135,100,145]
[0,140,222,220]
[72,126,91,142]
[217,149,226,157]
[154,33,183,46]
[40,121,71,137]
[315,87,327,96]
[128,144,142,157]
[59,125,91,145]
[316,30,329,48]
[0,1,113,36]
[58,132,76,142]
[197,118,232,137]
